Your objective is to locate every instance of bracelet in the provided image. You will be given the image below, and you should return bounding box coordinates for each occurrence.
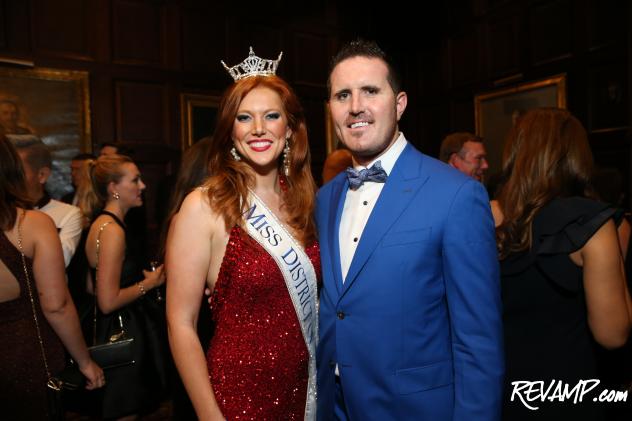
[137,282,146,296]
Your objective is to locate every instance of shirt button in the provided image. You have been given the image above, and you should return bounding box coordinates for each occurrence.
[353,237,358,242]
[337,311,345,320]
[363,201,368,205]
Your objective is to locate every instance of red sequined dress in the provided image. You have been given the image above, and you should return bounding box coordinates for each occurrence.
[207,225,321,420]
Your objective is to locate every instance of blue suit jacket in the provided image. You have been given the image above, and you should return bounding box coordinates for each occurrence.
[315,144,504,420]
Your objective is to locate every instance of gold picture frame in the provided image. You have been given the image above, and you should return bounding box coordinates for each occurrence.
[474,74,567,178]
[180,92,220,149]
[0,66,91,198]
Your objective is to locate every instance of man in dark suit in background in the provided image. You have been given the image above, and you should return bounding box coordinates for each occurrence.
[439,131,489,182]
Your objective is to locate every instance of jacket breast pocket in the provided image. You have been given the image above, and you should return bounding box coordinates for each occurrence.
[395,359,453,395]
[382,227,431,248]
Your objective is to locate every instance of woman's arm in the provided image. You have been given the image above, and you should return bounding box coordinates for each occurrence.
[490,200,503,227]
[617,217,631,260]
[581,220,632,348]
[88,218,165,314]
[166,190,226,420]
[28,211,104,389]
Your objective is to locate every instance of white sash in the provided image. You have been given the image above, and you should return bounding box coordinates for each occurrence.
[243,190,318,421]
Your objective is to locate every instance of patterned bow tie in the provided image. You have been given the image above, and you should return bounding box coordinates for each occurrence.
[346,161,388,190]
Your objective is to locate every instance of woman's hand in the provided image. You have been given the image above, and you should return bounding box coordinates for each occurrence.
[79,359,105,390]
[143,264,166,290]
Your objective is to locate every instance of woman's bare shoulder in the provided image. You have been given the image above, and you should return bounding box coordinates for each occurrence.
[172,188,228,244]
[180,189,221,222]
[15,209,59,255]
[23,208,53,225]
[21,209,57,237]
[86,214,125,253]
[88,214,124,236]
[183,188,210,208]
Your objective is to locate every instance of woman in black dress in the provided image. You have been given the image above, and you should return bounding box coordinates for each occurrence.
[0,134,103,419]
[84,153,168,420]
[491,108,632,420]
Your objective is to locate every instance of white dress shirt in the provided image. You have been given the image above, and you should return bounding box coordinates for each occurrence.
[39,199,83,267]
[339,132,408,282]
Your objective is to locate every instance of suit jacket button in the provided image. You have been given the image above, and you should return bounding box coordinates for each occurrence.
[329,361,336,368]
[337,311,345,320]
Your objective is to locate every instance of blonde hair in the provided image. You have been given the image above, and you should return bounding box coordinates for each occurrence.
[79,154,134,222]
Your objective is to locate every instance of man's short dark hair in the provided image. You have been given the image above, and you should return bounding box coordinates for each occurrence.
[0,99,18,108]
[327,39,402,96]
[99,141,133,156]
[11,136,52,170]
[71,152,96,161]
[439,132,483,163]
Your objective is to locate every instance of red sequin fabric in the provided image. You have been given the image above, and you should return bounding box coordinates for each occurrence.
[208,225,321,420]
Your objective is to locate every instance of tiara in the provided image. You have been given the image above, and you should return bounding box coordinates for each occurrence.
[221,47,283,81]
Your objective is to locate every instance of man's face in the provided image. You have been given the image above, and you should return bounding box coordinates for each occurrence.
[17,150,45,201]
[450,141,489,181]
[328,56,407,166]
[70,159,84,187]
[0,102,19,130]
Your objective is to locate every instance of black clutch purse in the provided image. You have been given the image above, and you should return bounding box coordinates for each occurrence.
[89,336,135,369]
[57,334,135,390]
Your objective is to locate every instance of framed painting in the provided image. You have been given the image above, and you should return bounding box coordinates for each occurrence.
[588,65,629,133]
[474,74,566,178]
[180,93,220,149]
[0,67,91,199]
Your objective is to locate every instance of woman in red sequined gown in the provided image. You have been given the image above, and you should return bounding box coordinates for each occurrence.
[166,49,320,421]
[0,135,103,419]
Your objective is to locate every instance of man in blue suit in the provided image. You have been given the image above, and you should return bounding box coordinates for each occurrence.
[316,40,504,420]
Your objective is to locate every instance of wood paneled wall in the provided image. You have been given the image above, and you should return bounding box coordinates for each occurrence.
[1,0,630,252]
[337,0,630,203]
[0,0,341,253]
[429,0,631,204]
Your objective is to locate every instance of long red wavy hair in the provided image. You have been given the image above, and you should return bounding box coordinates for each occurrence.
[204,75,317,246]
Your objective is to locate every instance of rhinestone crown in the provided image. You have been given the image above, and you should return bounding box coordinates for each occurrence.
[221,47,283,81]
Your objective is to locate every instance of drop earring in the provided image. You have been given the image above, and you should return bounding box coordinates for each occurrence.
[231,147,241,161]
[282,139,291,177]
[113,192,120,200]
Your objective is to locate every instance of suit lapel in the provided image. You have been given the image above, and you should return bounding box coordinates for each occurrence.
[341,145,428,296]
[325,176,348,299]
